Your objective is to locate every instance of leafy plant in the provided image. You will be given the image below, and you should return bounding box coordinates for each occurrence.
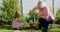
[0,0,20,25]
[55,9,60,24]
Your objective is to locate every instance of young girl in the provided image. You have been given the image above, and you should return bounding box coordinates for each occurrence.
[12,11,24,32]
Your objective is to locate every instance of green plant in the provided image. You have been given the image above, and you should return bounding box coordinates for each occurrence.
[55,9,60,24]
[0,0,20,25]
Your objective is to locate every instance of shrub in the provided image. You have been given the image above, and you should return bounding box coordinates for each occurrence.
[55,9,60,24]
[0,0,20,25]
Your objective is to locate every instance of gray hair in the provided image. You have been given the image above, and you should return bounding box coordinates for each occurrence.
[38,1,47,7]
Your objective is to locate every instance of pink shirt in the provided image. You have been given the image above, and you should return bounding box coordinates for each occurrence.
[32,6,55,20]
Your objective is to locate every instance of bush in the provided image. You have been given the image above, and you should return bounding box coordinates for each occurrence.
[55,9,60,24]
[0,0,20,25]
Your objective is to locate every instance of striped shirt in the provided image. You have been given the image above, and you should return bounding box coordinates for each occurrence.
[32,6,55,20]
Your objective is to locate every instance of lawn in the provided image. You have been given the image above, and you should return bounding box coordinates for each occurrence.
[0,24,60,32]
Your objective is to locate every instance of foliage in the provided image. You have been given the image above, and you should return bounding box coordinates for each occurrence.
[0,0,20,25]
[55,9,60,24]
[28,10,39,20]
[0,24,60,32]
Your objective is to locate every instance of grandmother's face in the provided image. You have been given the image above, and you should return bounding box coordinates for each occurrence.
[37,3,43,9]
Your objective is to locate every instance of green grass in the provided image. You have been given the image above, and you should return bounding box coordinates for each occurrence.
[0,24,60,32]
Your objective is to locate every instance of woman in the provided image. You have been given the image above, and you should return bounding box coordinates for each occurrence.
[12,11,24,32]
[31,1,55,32]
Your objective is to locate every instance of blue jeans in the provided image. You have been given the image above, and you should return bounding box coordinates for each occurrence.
[29,15,35,22]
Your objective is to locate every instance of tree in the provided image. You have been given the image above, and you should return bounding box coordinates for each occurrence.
[0,0,20,25]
